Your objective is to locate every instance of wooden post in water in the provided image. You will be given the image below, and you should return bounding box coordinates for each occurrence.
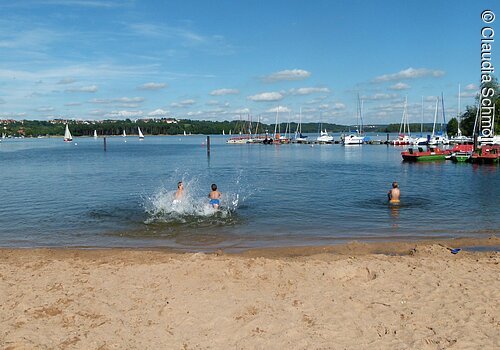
[104,137,107,151]
[207,135,211,156]
[386,133,390,144]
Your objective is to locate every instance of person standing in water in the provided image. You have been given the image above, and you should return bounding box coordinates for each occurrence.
[208,183,221,209]
[387,181,400,204]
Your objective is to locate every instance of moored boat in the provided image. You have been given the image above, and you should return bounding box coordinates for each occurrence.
[401,146,451,161]
[450,144,473,162]
[469,145,499,164]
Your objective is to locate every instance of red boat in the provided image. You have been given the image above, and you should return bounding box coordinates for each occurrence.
[470,145,500,164]
[401,146,451,161]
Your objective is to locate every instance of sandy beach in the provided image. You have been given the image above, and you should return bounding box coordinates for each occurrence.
[1,237,499,349]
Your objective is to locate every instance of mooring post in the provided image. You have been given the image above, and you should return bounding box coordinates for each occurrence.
[386,133,390,144]
[104,137,107,151]
[207,135,211,156]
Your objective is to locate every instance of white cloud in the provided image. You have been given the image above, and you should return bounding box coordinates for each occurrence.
[105,110,144,118]
[148,109,170,117]
[248,92,284,102]
[263,69,311,82]
[57,78,76,85]
[361,93,399,101]
[89,97,145,104]
[389,82,410,90]
[0,112,26,118]
[138,82,167,90]
[64,102,81,106]
[233,108,250,114]
[373,67,445,82]
[266,106,291,113]
[186,111,203,116]
[170,99,196,108]
[35,106,55,112]
[289,87,330,95]
[333,103,346,110]
[66,85,98,93]
[210,88,240,96]
[459,92,477,98]
[464,83,477,91]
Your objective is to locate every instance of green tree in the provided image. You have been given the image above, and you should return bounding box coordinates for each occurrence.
[447,117,459,136]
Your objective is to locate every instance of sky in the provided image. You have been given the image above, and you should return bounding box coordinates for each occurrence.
[0,0,497,125]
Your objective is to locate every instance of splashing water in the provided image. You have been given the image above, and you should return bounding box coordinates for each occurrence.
[143,175,253,227]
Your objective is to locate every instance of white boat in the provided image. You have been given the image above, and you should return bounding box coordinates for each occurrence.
[122,129,126,137]
[428,95,450,145]
[317,129,334,143]
[183,130,187,136]
[392,97,413,145]
[93,130,98,139]
[138,127,144,139]
[294,108,308,143]
[343,95,364,145]
[222,130,225,135]
[63,124,73,142]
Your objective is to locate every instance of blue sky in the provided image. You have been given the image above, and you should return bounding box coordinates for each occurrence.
[0,0,497,125]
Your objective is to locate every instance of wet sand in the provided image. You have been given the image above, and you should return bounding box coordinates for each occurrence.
[1,236,499,349]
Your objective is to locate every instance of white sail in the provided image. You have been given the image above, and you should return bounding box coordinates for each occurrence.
[184,130,187,136]
[93,130,97,138]
[122,129,126,137]
[64,124,72,142]
[222,130,225,135]
[138,127,144,139]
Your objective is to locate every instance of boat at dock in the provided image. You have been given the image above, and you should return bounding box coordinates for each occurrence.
[469,145,499,164]
[343,94,364,145]
[401,146,451,161]
[450,144,474,162]
[392,97,413,145]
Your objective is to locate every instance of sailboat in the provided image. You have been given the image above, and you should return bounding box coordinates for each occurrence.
[294,107,308,143]
[392,97,413,145]
[63,124,73,142]
[412,97,429,146]
[343,94,365,145]
[450,85,472,144]
[122,129,126,137]
[428,94,450,145]
[93,130,98,139]
[222,130,225,135]
[138,127,144,140]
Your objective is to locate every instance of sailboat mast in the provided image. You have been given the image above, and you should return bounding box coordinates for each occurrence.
[432,97,438,137]
[421,96,424,136]
[274,108,279,136]
[441,92,446,135]
[458,84,461,135]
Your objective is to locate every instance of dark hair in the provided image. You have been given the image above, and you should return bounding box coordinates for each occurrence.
[211,183,217,191]
[178,181,183,188]
[392,182,398,188]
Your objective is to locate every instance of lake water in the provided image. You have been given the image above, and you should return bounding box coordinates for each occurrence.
[0,135,498,251]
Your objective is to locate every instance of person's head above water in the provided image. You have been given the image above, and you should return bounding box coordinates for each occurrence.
[392,181,398,188]
[211,183,217,191]
[178,181,183,189]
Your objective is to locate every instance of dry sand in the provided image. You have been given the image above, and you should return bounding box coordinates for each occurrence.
[0,237,499,349]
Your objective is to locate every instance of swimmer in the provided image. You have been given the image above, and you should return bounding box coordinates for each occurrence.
[387,181,400,204]
[173,181,184,204]
[208,183,221,209]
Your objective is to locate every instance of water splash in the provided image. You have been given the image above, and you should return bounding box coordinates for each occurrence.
[143,174,253,227]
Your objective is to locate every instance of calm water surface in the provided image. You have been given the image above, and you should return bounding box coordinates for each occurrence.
[0,135,498,251]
